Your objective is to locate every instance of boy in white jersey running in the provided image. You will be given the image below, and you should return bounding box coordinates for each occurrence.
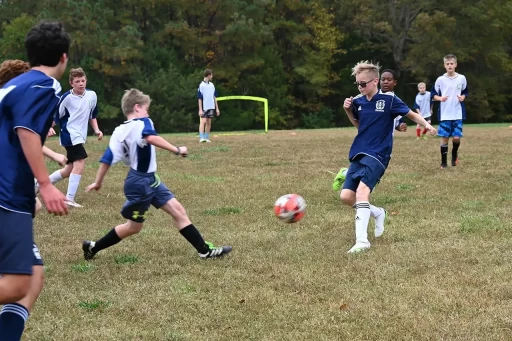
[414,82,433,140]
[49,67,103,207]
[82,89,232,261]
[431,54,468,168]
[341,61,436,254]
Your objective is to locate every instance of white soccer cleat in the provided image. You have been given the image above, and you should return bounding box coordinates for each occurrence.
[199,139,206,143]
[347,242,370,254]
[205,139,212,143]
[374,208,387,238]
[65,200,83,208]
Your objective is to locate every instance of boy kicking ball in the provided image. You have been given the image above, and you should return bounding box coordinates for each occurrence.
[82,89,232,262]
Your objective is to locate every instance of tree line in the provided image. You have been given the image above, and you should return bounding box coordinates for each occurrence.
[1,0,511,132]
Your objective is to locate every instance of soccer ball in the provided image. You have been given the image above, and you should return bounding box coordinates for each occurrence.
[274,194,306,223]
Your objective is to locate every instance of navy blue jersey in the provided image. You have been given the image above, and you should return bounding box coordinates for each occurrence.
[349,91,411,168]
[0,70,62,214]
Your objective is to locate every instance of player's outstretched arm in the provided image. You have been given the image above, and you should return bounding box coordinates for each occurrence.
[405,111,436,135]
[18,128,68,215]
[42,146,67,166]
[85,162,110,192]
[145,135,188,157]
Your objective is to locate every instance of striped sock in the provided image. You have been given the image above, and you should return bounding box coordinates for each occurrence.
[0,303,29,341]
[355,201,371,245]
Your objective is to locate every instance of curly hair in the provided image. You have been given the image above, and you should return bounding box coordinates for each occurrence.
[0,59,30,87]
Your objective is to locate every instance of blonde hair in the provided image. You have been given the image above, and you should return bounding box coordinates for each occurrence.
[418,82,426,89]
[0,60,30,87]
[121,88,151,116]
[443,54,457,63]
[69,67,86,82]
[351,60,381,79]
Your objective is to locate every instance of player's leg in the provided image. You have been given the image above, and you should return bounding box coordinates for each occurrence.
[0,209,34,303]
[347,158,385,253]
[0,255,45,340]
[48,145,76,184]
[199,116,206,142]
[153,182,232,258]
[205,116,212,142]
[416,123,422,139]
[437,121,451,168]
[451,120,462,166]
[63,144,88,207]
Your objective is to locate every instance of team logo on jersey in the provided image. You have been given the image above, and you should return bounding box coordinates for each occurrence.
[457,83,463,89]
[89,100,94,108]
[358,106,362,111]
[375,100,385,112]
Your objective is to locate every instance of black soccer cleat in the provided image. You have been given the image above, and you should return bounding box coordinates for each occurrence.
[440,163,448,169]
[82,240,97,261]
[451,158,459,167]
[198,242,233,259]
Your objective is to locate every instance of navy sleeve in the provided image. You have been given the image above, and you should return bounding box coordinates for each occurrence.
[391,96,411,118]
[99,147,114,165]
[351,98,359,120]
[197,87,203,99]
[141,118,158,137]
[12,82,60,137]
[91,102,99,119]
[214,90,218,97]
[462,85,468,97]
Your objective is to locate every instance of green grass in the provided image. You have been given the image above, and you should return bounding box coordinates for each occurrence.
[32,126,512,340]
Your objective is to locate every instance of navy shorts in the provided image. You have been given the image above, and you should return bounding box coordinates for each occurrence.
[438,119,463,138]
[0,208,43,275]
[121,169,175,223]
[201,109,215,119]
[342,155,386,193]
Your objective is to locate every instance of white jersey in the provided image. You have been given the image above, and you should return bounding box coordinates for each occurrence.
[56,89,98,146]
[100,117,158,173]
[197,81,217,111]
[414,92,432,118]
[432,73,468,121]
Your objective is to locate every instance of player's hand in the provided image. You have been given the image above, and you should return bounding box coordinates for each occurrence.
[54,153,67,167]
[177,146,188,157]
[439,96,448,102]
[425,123,437,136]
[457,95,466,102]
[343,97,353,109]
[95,130,103,140]
[85,182,102,192]
[398,123,407,132]
[39,182,68,216]
[216,109,220,116]
[199,110,204,117]
[47,127,56,137]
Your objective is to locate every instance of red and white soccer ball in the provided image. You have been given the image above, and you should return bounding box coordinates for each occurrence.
[274,194,306,223]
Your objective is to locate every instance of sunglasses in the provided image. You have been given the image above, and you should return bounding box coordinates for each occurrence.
[354,78,377,88]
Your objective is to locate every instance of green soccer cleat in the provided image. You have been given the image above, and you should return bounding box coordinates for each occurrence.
[332,167,348,191]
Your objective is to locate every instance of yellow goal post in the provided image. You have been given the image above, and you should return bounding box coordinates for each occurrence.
[215,96,268,133]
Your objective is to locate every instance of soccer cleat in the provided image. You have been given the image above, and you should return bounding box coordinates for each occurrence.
[198,241,232,259]
[332,167,348,191]
[347,242,370,254]
[65,200,83,208]
[205,139,212,143]
[82,241,97,261]
[416,137,421,140]
[452,158,459,166]
[374,208,387,238]
[199,139,207,143]
[440,163,448,169]
[422,135,428,140]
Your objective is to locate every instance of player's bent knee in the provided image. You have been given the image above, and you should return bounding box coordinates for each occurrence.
[340,190,356,206]
[0,275,31,303]
[453,137,461,143]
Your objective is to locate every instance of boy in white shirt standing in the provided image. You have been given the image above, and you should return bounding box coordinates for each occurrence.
[431,54,468,168]
[198,69,220,143]
[49,67,103,207]
[414,82,433,140]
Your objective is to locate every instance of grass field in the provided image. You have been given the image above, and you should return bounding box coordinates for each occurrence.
[28,125,512,340]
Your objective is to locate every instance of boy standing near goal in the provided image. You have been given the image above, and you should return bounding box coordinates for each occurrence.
[414,82,433,140]
[82,89,232,261]
[341,61,436,253]
[198,69,220,143]
[431,54,468,168]
[48,67,103,207]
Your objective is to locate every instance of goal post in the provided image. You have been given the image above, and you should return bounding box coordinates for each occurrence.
[216,96,268,133]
